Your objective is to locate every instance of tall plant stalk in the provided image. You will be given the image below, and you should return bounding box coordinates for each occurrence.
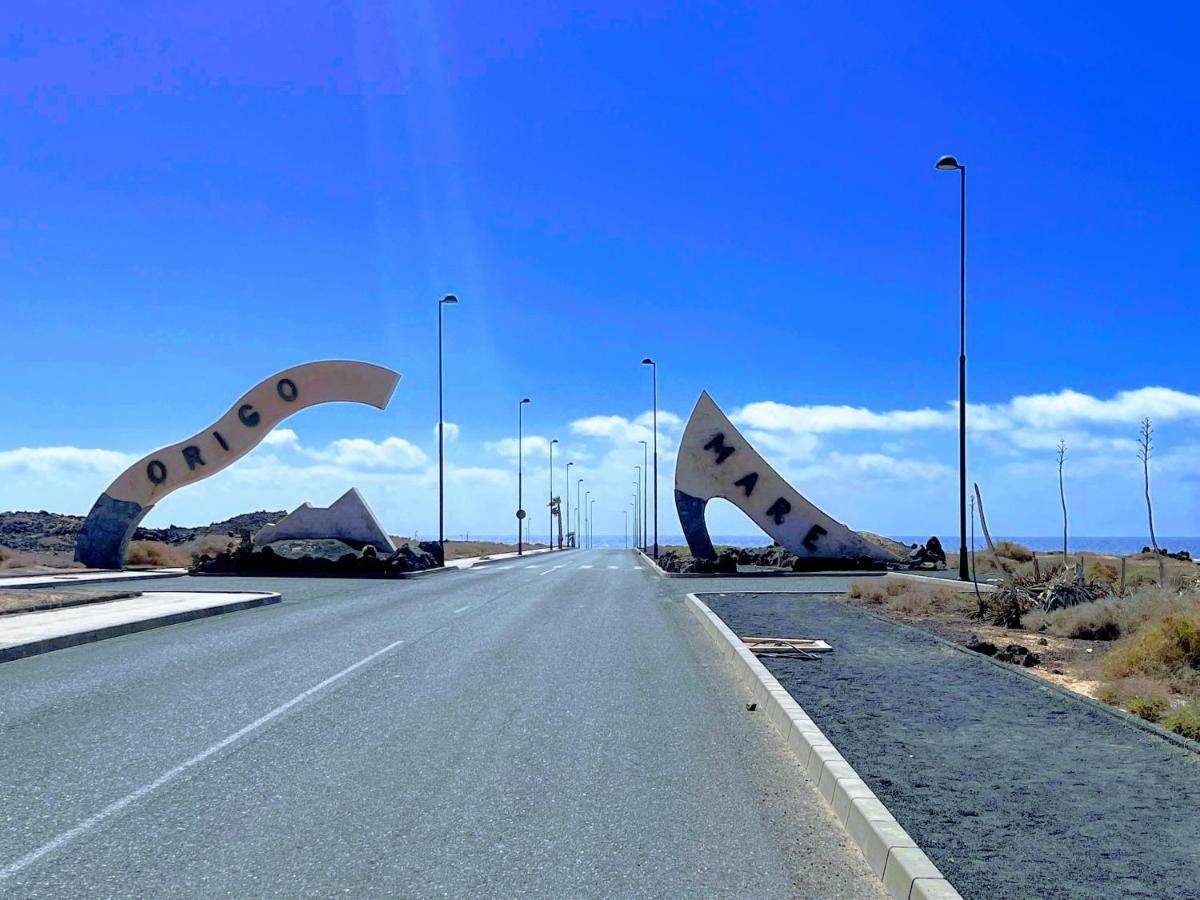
[1057,440,1068,566]
[1139,417,1158,552]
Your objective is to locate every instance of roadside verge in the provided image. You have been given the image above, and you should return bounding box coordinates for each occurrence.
[686,591,960,900]
[0,591,281,663]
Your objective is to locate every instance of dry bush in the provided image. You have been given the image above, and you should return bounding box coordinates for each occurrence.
[1125,696,1170,723]
[0,545,30,570]
[1101,613,1200,683]
[1163,706,1200,741]
[847,579,906,603]
[993,541,1034,563]
[124,540,189,568]
[1085,559,1120,584]
[1028,600,1126,641]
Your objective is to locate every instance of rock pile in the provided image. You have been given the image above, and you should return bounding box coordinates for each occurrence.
[191,540,438,577]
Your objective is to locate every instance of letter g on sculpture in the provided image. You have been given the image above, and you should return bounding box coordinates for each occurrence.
[75,360,401,570]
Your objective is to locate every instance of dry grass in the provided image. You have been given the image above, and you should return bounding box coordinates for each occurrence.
[847,578,968,617]
[0,545,32,570]
[124,540,189,568]
[0,589,135,615]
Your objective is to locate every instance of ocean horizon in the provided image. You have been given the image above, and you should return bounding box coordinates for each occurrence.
[454,533,1199,556]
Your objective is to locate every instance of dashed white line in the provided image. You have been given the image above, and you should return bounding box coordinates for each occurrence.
[606,565,619,569]
[453,605,470,614]
[0,637,406,881]
[579,565,593,569]
[538,565,566,576]
[524,564,542,569]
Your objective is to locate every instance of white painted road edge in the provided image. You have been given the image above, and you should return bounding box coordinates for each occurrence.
[685,592,961,900]
[0,636,407,882]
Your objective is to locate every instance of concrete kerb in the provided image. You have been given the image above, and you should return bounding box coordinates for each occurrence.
[634,548,892,583]
[0,591,281,663]
[685,591,961,900]
[0,568,188,590]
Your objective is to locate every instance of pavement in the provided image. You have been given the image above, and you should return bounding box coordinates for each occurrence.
[0,569,187,590]
[0,550,883,898]
[0,591,281,663]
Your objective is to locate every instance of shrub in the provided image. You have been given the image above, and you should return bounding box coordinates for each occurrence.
[1163,706,1200,741]
[1033,600,1124,641]
[1101,613,1200,680]
[1125,696,1169,722]
[994,541,1034,563]
[1085,559,1119,584]
[0,545,28,570]
[124,541,189,568]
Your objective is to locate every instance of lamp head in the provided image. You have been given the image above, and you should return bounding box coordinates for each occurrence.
[520,397,531,405]
[441,294,458,304]
[551,438,558,445]
[641,357,654,366]
[935,155,962,171]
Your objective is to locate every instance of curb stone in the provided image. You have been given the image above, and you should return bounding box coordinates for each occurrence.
[685,591,962,900]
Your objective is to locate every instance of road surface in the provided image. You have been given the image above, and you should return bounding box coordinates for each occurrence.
[0,550,881,898]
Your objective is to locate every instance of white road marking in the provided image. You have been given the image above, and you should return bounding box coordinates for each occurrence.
[0,637,406,882]
[607,565,619,569]
[579,565,593,569]
[453,605,470,614]
[524,564,542,569]
[538,565,566,576]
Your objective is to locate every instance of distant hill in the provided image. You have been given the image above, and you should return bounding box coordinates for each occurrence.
[0,509,287,554]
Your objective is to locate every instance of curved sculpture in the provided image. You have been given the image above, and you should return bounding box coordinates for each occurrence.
[75,360,401,569]
[675,391,898,564]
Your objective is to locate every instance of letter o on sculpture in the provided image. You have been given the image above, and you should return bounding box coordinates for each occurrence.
[74,361,402,570]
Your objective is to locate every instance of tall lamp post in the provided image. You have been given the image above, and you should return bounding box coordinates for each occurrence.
[590,499,595,550]
[577,478,583,550]
[936,154,969,582]
[584,490,590,549]
[624,510,628,549]
[565,461,574,548]
[549,438,558,550]
[437,294,458,563]
[518,397,531,555]
[641,358,659,558]
[638,439,648,552]
[634,468,642,552]
[632,493,638,551]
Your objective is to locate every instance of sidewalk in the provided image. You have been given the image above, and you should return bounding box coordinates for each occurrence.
[0,590,280,663]
[444,546,568,569]
[0,568,187,590]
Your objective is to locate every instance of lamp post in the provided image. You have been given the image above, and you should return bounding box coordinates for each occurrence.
[518,397,531,555]
[632,493,638,551]
[565,461,574,548]
[577,478,583,550]
[638,439,648,552]
[549,438,558,550]
[438,294,458,563]
[624,510,628,549]
[634,467,642,552]
[641,358,659,558]
[590,499,595,549]
[584,490,590,549]
[936,154,969,582]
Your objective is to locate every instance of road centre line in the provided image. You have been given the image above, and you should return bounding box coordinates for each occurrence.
[579,565,593,569]
[0,637,407,882]
[538,565,566,576]
[453,605,470,614]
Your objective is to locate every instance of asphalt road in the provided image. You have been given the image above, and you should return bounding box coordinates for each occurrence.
[0,552,881,898]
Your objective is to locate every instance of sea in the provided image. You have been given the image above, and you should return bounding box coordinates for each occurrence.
[460,533,1200,555]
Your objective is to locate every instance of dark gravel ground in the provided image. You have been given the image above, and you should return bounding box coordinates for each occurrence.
[704,590,1200,900]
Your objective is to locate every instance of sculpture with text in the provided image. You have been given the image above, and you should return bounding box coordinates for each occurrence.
[75,360,401,570]
[674,391,898,565]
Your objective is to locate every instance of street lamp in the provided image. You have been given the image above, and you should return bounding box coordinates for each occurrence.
[641,357,659,558]
[634,467,642,553]
[438,294,458,564]
[936,154,970,582]
[638,439,648,552]
[624,509,628,549]
[518,397,531,555]
[565,461,574,548]
[584,490,590,549]
[549,438,558,550]
[576,478,583,550]
[631,493,638,551]
[590,499,595,549]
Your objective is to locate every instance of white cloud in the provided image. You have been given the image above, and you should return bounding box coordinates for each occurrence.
[570,410,680,446]
[262,428,299,447]
[484,435,552,460]
[733,401,950,434]
[308,437,428,470]
[0,446,133,473]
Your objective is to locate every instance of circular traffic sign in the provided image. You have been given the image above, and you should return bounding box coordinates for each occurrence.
[516,509,526,520]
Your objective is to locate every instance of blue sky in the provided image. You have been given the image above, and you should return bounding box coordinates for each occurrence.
[3,2,1198,541]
